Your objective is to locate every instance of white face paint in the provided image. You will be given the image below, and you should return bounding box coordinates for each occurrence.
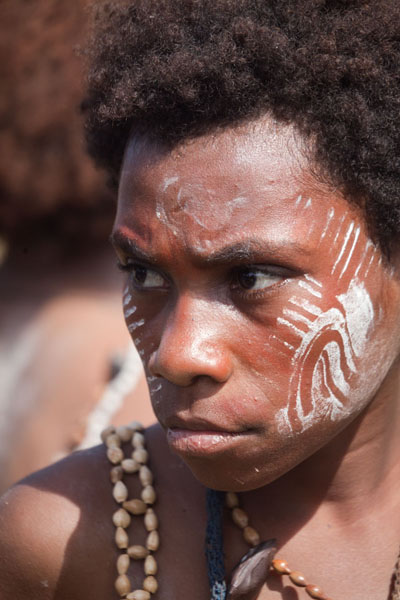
[156,176,251,234]
[275,213,381,433]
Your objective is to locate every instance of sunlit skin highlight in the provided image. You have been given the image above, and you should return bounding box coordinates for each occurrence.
[112,120,400,494]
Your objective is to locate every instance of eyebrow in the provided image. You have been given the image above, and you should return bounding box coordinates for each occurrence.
[110,231,156,264]
[110,230,309,267]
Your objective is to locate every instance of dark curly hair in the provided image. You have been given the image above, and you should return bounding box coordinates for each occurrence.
[83,0,400,255]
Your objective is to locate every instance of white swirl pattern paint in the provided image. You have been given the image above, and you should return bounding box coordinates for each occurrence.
[276,223,378,433]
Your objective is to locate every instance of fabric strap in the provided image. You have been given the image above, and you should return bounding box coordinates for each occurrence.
[205,488,227,600]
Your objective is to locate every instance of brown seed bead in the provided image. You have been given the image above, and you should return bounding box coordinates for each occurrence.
[101,425,116,443]
[305,585,327,599]
[225,492,239,509]
[122,458,140,474]
[132,432,145,448]
[289,571,307,587]
[144,554,158,576]
[115,527,129,549]
[243,526,260,547]
[141,485,156,505]
[123,499,147,515]
[113,481,129,503]
[126,591,151,600]
[232,507,249,529]
[116,425,134,442]
[144,508,158,532]
[272,559,291,575]
[107,447,124,465]
[139,466,153,487]
[127,545,149,560]
[106,433,121,449]
[115,574,131,596]
[110,466,124,484]
[146,530,160,551]
[132,448,149,464]
[113,508,131,529]
[117,554,130,575]
[143,576,158,594]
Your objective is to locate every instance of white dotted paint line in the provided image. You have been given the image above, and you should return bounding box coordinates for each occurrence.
[332,221,355,274]
[298,280,322,299]
[270,334,296,352]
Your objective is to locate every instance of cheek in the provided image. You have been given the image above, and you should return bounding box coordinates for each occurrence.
[274,277,378,434]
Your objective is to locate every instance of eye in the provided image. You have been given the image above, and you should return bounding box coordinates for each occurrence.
[119,262,167,290]
[232,266,285,292]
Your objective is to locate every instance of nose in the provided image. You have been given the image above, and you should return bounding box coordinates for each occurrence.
[147,295,232,387]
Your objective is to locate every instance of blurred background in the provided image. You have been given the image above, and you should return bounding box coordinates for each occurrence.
[0,0,154,495]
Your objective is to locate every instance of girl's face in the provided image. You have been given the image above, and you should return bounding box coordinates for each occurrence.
[113,120,400,491]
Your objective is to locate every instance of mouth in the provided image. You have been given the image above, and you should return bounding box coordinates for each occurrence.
[167,428,250,455]
[165,416,252,456]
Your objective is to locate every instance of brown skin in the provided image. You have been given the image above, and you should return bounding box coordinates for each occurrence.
[1,119,400,600]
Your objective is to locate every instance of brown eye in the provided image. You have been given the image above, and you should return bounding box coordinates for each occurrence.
[233,267,285,292]
[131,265,166,289]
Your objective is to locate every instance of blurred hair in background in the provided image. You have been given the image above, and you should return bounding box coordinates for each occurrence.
[0,0,153,494]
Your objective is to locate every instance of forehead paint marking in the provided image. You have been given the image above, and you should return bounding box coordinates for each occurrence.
[128,318,145,333]
[124,306,137,318]
[295,195,303,207]
[319,208,335,244]
[331,222,355,274]
[298,280,322,299]
[289,297,322,317]
[338,226,361,279]
[162,176,179,192]
[305,198,312,209]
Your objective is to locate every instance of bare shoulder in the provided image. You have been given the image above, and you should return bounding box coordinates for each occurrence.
[0,424,209,600]
[0,443,115,600]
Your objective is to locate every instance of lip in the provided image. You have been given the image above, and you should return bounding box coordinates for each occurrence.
[166,427,250,456]
[165,414,243,433]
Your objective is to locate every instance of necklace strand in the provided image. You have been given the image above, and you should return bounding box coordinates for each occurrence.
[103,424,400,600]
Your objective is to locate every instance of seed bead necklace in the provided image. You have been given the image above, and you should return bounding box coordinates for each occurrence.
[102,424,400,600]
